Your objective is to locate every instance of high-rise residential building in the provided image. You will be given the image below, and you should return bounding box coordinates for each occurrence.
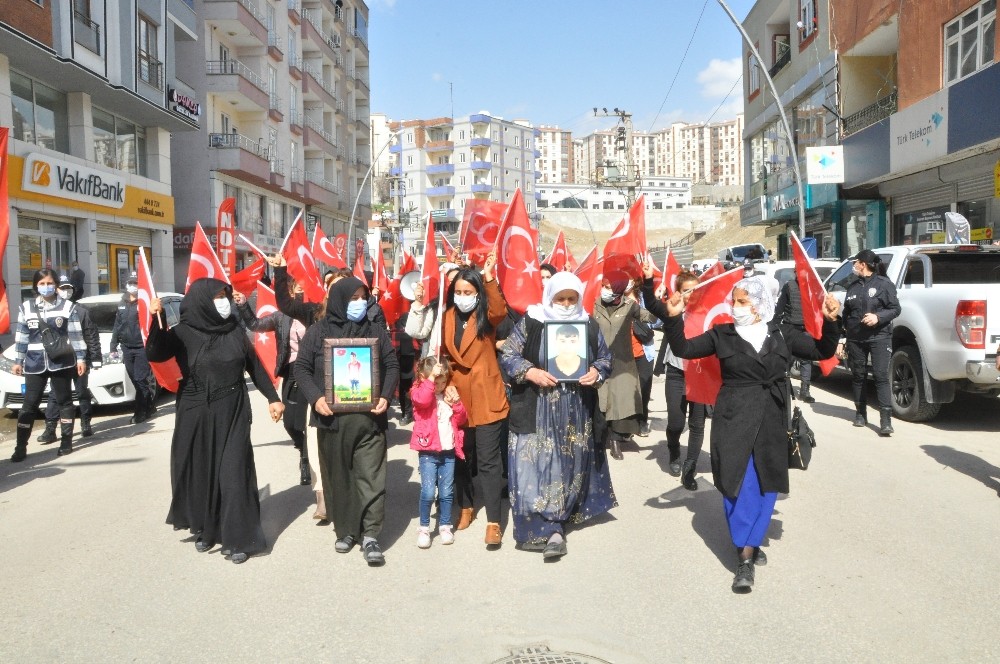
[535,125,573,184]
[369,111,393,204]
[0,0,199,305]
[388,113,538,257]
[170,0,371,289]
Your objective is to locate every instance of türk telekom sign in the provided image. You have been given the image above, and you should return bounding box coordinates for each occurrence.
[22,153,126,208]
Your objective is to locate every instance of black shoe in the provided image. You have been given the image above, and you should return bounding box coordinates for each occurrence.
[799,388,816,404]
[542,538,567,560]
[399,414,413,426]
[852,412,867,427]
[681,459,698,491]
[299,458,311,486]
[335,535,356,553]
[37,425,57,444]
[362,539,385,566]
[753,547,767,566]
[10,445,27,463]
[130,411,149,425]
[56,444,73,457]
[732,559,754,594]
[667,445,681,476]
[195,538,211,553]
[879,408,894,436]
[230,552,249,564]
[638,421,651,437]
[609,438,623,460]
[80,418,93,438]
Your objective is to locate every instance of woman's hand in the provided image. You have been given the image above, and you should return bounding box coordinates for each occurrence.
[444,385,460,403]
[579,367,601,386]
[431,363,444,377]
[483,251,497,282]
[269,402,285,422]
[525,367,558,388]
[267,253,286,268]
[314,396,333,417]
[412,282,425,305]
[836,342,847,361]
[371,397,389,415]
[822,293,841,321]
[149,297,162,316]
[642,260,654,280]
[12,363,23,376]
[665,291,685,317]
[861,312,879,326]
[654,284,668,301]
[77,361,87,377]
[233,291,247,306]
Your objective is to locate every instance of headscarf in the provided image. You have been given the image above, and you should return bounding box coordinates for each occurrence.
[606,270,631,296]
[325,276,372,337]
[733,276,776,323]
[526,271,585,322]
[180,278,237,335]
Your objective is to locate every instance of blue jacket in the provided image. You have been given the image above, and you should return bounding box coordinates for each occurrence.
[14,296,87,374]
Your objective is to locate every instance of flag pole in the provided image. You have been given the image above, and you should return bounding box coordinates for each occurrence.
[238,234,269,260]
[434,270,446,361]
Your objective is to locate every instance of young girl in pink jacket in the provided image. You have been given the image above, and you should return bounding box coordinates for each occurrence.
[410,357,467,548]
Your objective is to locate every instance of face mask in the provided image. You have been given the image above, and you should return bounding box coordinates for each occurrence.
[214,298,232,319]
[600,287,616,303]
[346,299,368,322]
[58,288,74,300]
[852,263,864,276]
[454,294,478,313]
[37,285,56,298]
[732,306,757,327]
[126,284,139,295]
[552,303,578,319]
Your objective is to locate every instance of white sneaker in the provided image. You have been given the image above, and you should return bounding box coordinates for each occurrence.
[439,525,454,545]
[416,527,431,549]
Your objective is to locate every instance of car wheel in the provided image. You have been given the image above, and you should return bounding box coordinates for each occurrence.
[890,345,941,422]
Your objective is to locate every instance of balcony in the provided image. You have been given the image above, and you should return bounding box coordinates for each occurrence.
[426,164,455,175]
[301,62,338,108]
[74,11,102,55]
[203,0,267,48]
[470,113,491,125]
[470,137,491,148]
[353,26,368,51]
[288,53,303,80]
[470,160,491,170]
[389,166,401,176]
[427,185,456,197]
[208,132,270,181]
[304,171,340,206]
[287,0,300,23]
[289,109,303,135]
[301,9,341,61]
[353,152,371,168]
[206,59,269,112]
[337,144,347,160]
[267,32,283,61]
[270,158,285,186]
[303,116,337,151]
[533,149,541,158]
[424,140,454,153]
[768,46,791,78]
[843,91,898,137]
[389,143,401,154]
[137,51,163,91]
[334,5,343,22]
[471,184,492,194]
[268,94,283,122]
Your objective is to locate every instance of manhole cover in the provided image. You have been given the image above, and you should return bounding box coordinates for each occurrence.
[492,645,613,664]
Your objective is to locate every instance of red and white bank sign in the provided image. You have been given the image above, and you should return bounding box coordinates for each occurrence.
[217,197,236,276]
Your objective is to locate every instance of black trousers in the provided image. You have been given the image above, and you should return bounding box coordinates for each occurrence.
[18,369,75,446]
[397,354,414,418]
[665,364,706,462]
[847,338,893,409]
[454,419,506,523]
[44,371,91,422]
[635,354,653,425]
[123,346,154,415]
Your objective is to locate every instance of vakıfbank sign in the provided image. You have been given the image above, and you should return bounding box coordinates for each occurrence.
[21,153,126,208]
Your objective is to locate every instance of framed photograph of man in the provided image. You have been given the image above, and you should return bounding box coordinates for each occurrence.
[543,321,590,382]
[323,338,381,412]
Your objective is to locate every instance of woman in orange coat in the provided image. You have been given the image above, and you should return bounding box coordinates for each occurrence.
[440,252,510,547]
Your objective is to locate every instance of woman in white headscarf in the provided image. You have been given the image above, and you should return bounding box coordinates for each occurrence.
[662,277,840,593]
[499,272,616,560]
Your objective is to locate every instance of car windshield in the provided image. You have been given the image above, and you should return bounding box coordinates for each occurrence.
[86,303,120,333]
[731,245,764,261]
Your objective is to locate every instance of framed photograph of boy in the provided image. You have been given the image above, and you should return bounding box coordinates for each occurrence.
[323,338,381,412]
[543,321,590,382]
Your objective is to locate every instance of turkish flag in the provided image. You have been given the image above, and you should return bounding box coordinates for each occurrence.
[380,277,410,329]
[698,261,726,282]
[0,128,10,333]
[683,267,744,406]
[353,253,368,285]
[461,199,505,265]
[399,249,417,276]
[420,213,440,304]
[312,226,347,269]
[216,197,236,277]
[439,232,458,261]
[252,282,280,386]
[791,231,839,376]
[646,252,663,279]
[603,195,647,278]
[660,249,682,295]
[574,246,603,315]
[136,249,183,392]
[280,213,326,303]
[544,231,577,272]
[494,189,543,315]
[230,257,267,296]
[186,222,230,292]
[373,246,389,292]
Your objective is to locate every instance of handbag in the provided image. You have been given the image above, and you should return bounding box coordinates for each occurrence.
[631,319,655,345]
[32,303,76,365]
[788,404,816,470]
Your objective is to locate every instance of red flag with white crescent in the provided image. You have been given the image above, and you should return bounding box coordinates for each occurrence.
[603,194,647,278]
[791,231,839,376]
[420,213,439,303]
[698,261,726,282]
[380,277,410,328]
[312,226,347,268]
[493,189,542,315]
[579,253,605,316]
[660,249,682,295]
[136,249,183,392]
[230,257,267,296]
[280,213,326,303]
[374,246,389,292]
[683,267,744,405]
[574,246,598,278]
[353,253,368,285]
[399,249,417,276]
[0,128,10,333]
[216,197,236,277]
[252,282,280,386]
[186,221,230,292]
[460,199,505,266]
[439,232,458,261]
[544,231,577,272]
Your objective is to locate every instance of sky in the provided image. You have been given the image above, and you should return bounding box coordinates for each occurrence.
[367,0,757,136]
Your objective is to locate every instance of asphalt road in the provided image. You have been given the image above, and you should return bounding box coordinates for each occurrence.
[0,370,998,663]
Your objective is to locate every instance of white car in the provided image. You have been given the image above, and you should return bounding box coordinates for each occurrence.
[754,260,843,291]
[0,293,182,411]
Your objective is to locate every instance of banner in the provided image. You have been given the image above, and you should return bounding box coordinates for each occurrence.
[216,197,236,277]
[0,128,9,333]
[136,249,183,391]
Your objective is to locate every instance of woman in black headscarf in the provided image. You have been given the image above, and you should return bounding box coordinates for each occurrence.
[146,278,284,564]
[295,277,399,566]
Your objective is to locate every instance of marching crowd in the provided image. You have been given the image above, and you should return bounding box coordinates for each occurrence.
[9,246,912,593]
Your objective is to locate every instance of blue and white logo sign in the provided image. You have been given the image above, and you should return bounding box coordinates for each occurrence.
[806,146,844,184]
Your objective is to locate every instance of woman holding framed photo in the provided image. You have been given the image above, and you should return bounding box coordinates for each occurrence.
[500,272,615,559]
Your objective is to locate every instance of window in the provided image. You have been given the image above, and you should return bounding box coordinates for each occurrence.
[459,153,466,163]
[138,15,161,89]
[459,176,466,185]
[459,130,465,140]
[92,107,147,175]
[11,72,69,153]
[406,133,413,144]
[945,0,996,85]
[406,155,413,165]
[798,0,818,42]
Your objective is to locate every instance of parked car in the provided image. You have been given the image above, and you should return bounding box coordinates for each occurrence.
[0,292,182,411]
[754,259,842,290]
[823,244,1000,422]
[718,243,769,267]
[690,258,720,274]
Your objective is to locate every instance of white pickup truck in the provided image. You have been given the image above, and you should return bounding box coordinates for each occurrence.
[824,244,1000,421]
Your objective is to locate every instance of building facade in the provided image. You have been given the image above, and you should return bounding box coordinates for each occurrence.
[537,177,692,211]
[1,0,199,307]
[170,0,371,290]
[535,125,574,184]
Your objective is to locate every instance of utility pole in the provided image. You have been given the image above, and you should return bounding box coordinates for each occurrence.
[592,107,640,207]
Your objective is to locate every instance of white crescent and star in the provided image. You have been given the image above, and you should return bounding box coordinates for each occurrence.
[500,226,534,271]
[472,217,499,247]
[190,254,216,277]
[609,211,631,240]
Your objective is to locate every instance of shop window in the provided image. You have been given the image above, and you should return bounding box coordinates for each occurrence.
[799,0,818,43]
[93,107,147,175]
[10,71,69,153]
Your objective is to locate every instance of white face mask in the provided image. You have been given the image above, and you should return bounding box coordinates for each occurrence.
[552,303,579,319]
[454,294,478,313]
[600,287,616,303]
[214,298,232,319]
[732,306,757,327]
[126,284,139,295]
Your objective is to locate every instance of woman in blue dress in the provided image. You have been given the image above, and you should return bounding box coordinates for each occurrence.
[500,272,616,560]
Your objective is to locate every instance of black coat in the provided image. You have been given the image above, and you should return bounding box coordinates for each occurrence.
[663,315,839,497]
[110,296,143,350]
[843,273,900,341]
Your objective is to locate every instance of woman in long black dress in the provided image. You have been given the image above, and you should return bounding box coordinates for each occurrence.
[147,278,284,564]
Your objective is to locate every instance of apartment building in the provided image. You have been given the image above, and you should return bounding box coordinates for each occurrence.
[535,125,574,184]
[170,0,371,289]
[0,0,198,305]
[388,113,539,256]
[537,177,692,211]
[838,0,1000,247]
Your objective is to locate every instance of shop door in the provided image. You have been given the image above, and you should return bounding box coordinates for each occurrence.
[108,245,152,293]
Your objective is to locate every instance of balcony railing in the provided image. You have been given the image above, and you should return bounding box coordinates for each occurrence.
[304,116,336,146]
[768,46,791,78]
[305,170,340,193]
[209,132,269,159]
[206,59,266,92]
[302,62,337,100]
[269,94,283,113]
[233,0,266,26]
[287,0,300,14]
[137,51,163,90]
[843,91,898,137]
[268,32,282,50]
[302,9,341,50]
[353,27,368,48]
[289,109,302,126]
[290,166,305,184]
[270,158,285,176]
[334,5,343,22]
[74,11,102,55]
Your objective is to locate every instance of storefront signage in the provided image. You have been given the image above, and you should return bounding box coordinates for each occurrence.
[21,153,125,208]
[168,88,201,122]
[805,146,844,184]
[890,90,948,174]
[174,226,218,250]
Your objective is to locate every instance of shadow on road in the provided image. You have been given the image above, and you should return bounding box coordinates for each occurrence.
[260,482,314,553]
[921,445,1000,496]
[0,463,66,494]
[381,458,419,551]
[639,439,711,477]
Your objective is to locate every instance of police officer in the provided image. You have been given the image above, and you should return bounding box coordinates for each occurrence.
[842,249,901,436]
[37,276,102,442]
[110,272,155,424]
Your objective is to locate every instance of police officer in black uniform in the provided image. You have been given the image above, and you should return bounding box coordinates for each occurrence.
[110,272,155,424]
[842,249,901,436]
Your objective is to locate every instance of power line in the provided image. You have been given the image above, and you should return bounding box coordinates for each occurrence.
[703,74,743,126]
[646,0,711,132]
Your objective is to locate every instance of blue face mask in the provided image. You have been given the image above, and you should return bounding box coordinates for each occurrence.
[346,299,368,322]
[37,285,56,298]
